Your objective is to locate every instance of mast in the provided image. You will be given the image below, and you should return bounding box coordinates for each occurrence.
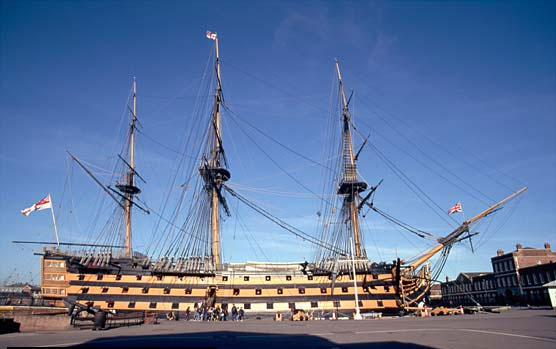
[201,33,230,270]
[212,35,222,269]
[123,78,137,257]
[335,60,367,258]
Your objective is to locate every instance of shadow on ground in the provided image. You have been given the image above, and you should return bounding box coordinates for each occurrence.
[74,330,436,348]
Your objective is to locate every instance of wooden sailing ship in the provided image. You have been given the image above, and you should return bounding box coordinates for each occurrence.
[37,33,527,316]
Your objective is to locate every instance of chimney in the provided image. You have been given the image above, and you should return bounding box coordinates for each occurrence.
[545,242,551,251]
[516,243,522,251]
[446,276,449,282]
[497,249,504,256]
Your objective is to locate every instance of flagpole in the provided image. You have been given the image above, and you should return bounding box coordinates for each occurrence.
[49,194,60,249]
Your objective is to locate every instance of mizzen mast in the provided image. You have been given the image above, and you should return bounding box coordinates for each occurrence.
[200,32,230,270]
[335,60,368,258]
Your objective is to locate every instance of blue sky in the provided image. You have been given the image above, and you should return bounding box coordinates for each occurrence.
[0,0,554,284]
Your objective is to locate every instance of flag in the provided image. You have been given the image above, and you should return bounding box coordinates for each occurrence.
[448,202,462,215]
[206,31,217,40]
[21,195,52,216]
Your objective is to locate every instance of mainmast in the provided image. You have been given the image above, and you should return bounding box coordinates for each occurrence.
[118,78,140,258]
[200,33,230,270]
[335,60,367,258]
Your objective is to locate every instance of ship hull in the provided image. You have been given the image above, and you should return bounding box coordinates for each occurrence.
[42,253,430,316]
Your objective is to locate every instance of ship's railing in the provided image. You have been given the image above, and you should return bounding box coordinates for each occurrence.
[152,256,216,274]
[312,258,394,274]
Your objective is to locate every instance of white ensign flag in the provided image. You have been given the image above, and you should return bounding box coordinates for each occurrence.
[21,195,52,216]
[206,31,217,40]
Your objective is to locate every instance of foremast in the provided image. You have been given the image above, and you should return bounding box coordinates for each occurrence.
[335,60,368,258]
[200,33,230,270]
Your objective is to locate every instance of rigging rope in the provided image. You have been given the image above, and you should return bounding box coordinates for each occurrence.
[223,185,348,256]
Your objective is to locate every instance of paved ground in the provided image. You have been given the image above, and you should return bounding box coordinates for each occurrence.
[1,309,555,348]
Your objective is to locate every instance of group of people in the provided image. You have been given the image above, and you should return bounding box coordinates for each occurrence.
[167,302,245,322]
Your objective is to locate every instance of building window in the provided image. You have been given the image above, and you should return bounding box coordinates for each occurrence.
[45,273,65,281]
[333,301,341,308]
[266,303,273,309]
[244,303,251,310]
[288,302,295,310]
[136,275,142,280]
[156,275,163,281]
[128,302,135,308]
[185,288,192,294]
[81,287,89,294]
[172,302,179,309]
[256,289,262,295]
[222,276,228,282]
[78,274,85,280]
[233,288,240,296]
[164,287,171,294]
[320,287,327,294]
[385,286,390,292]
[342,287,348,293]
[86,301,94,307]
[298,287,305,294]
[372,274,379,280]
[244,276,250,281]
[122,287,129,293]
[97,274,103,280]
[142,287,149,294]
[377,300,384,307]
[363,286,369,292]
[115,274,122,281]
[308,275,313,280]
[286,275,292,281]
[311,301,318,308]
[149,302,157,309]
[101,287,109,293]
[277,288,283,295]
[358,300,363,307]
[107,301,114,308]
[266,276,271,281]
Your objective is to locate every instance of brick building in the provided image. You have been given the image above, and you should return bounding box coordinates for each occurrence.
[441,243,555,306]
[491,243,556,304]
[519,262,556,305]
[441,272,497,306]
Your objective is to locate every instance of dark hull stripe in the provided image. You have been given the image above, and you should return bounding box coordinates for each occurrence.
[72,294,399,303]
[68,280,394,289]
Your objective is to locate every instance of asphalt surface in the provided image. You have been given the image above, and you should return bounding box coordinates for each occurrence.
[1,309,555,348]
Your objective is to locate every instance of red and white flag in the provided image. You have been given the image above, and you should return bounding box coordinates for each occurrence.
[206,31,217,40]
[21,195,52,216]
[448,202,462,215]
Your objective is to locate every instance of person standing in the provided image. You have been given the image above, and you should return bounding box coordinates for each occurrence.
[238,307,244,321]
[231,304,237,321]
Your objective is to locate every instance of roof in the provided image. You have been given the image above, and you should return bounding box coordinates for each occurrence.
[462,272,492,278]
